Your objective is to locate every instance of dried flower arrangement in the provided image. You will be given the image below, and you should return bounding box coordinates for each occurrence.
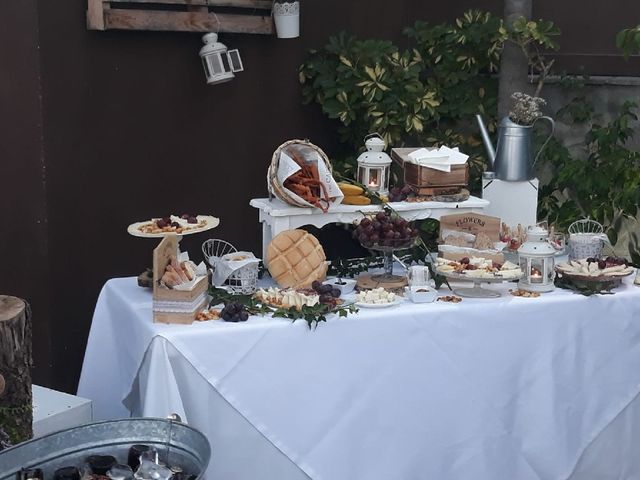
[509,92,546,126]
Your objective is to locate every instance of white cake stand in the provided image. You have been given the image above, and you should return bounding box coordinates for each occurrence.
[440,271,523,298]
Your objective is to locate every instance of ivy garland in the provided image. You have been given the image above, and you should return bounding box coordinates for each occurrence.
[208,287,359,330]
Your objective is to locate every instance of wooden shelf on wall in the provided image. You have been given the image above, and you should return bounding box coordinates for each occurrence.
[87,0,274,34]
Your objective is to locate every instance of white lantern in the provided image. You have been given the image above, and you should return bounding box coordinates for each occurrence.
[356,134,392,196]
[517,224,556,293]
[199,33,244,85]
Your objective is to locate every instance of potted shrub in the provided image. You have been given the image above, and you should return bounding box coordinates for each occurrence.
[273,0,300,39]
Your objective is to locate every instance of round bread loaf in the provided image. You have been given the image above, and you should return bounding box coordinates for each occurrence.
[267,230,327,289]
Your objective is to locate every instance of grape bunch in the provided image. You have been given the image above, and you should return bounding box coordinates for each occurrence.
[180,213,199,224]
[221,302,249,322]
[156,213,198,229]
[354,211,419,249]
[587,256,628,270]
[388,185,413,202]
[311,280,341,306]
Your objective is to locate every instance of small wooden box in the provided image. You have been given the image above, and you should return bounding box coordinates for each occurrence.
[152,234,208,325]
[392,148,469,188]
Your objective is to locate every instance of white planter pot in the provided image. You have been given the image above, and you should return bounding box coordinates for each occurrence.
[273,1,300,39]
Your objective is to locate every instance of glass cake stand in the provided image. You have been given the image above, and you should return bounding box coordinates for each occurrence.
[440,271,523,298]
[362,241,416,283]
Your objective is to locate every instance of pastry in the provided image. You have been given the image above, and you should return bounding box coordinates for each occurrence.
[267,230,328,289]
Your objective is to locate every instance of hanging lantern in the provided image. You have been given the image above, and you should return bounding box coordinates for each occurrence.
[356,134,392,196]
[517,224,556,293]
[199,33,244,85]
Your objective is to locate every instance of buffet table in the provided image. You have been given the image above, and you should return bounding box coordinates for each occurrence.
[250,197,489,263]
[78,276,640,480]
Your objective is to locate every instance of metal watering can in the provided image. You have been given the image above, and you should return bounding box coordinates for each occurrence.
[476,114,555,181]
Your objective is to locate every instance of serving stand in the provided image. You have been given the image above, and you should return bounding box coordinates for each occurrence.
[441,271,523,298]
[250,197,489,266]
[356,243,413,291]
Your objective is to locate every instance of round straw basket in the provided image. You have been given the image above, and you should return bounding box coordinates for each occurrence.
[267,139,333,208]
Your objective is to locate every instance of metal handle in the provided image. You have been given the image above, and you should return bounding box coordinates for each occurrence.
[167,413,183,423]
[532,116,555,167]
[475,114,496,164]
[364,132,383,142]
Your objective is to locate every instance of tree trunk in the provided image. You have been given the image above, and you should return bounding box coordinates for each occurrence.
[0,296,33,445]
[498,0,533,118]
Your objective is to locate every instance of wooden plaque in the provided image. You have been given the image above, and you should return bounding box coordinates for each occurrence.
[439,213,501,242]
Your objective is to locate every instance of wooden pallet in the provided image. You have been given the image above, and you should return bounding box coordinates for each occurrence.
[87,0,274,34]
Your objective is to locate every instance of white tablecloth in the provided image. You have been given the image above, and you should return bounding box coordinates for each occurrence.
[79,277,640,480]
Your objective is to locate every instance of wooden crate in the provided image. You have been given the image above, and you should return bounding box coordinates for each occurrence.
[392,148,469,188]
[87,0,274,34]
[152,234,209,324]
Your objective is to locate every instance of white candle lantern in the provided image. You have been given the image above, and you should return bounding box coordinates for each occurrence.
[356,134,392,196]
[517,224,556,293]
[199,33,244,85]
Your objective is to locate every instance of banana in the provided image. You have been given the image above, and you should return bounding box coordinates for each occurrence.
[338,183,364,196]
[342,195,371,206]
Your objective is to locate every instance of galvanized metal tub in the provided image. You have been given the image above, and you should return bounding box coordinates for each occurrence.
[0,418,211,480]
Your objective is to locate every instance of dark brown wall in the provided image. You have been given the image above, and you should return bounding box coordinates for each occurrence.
[1,0,638,393]
[0,0,51,386]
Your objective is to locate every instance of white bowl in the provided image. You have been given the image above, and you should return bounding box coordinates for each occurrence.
[406,286,437,303]
[327,277,357,295]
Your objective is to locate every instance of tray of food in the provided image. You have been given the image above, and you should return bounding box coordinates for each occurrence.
[555,257,634,282]
[128,214,219,238]
[435,257,523,280]
[435,257,523,298]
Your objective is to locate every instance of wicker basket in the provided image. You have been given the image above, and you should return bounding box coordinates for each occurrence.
[267,139,334,208]
[568,219,608,260]
[226,263,259,295]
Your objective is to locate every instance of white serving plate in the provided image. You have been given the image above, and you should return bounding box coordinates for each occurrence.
[355,298,404,309]
[127,215,220,238]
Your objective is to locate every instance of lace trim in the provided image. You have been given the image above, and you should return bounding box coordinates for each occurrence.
[273,2,300,16]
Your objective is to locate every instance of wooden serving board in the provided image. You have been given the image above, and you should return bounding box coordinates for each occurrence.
[356,274,408,293]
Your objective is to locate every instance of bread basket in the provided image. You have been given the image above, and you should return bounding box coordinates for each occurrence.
[268,140,339,210]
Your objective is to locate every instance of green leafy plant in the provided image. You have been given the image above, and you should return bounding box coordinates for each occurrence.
[616,26,640,58]
[299,10,559,193]
[537,90,640,247]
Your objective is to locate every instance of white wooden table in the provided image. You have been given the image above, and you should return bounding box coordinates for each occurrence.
[250,197,490,262]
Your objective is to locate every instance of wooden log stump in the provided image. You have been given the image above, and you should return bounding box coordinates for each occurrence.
[0,296,33,445]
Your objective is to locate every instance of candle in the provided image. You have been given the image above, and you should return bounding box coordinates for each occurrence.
[530,267,542,283]
[368,180,379,188]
